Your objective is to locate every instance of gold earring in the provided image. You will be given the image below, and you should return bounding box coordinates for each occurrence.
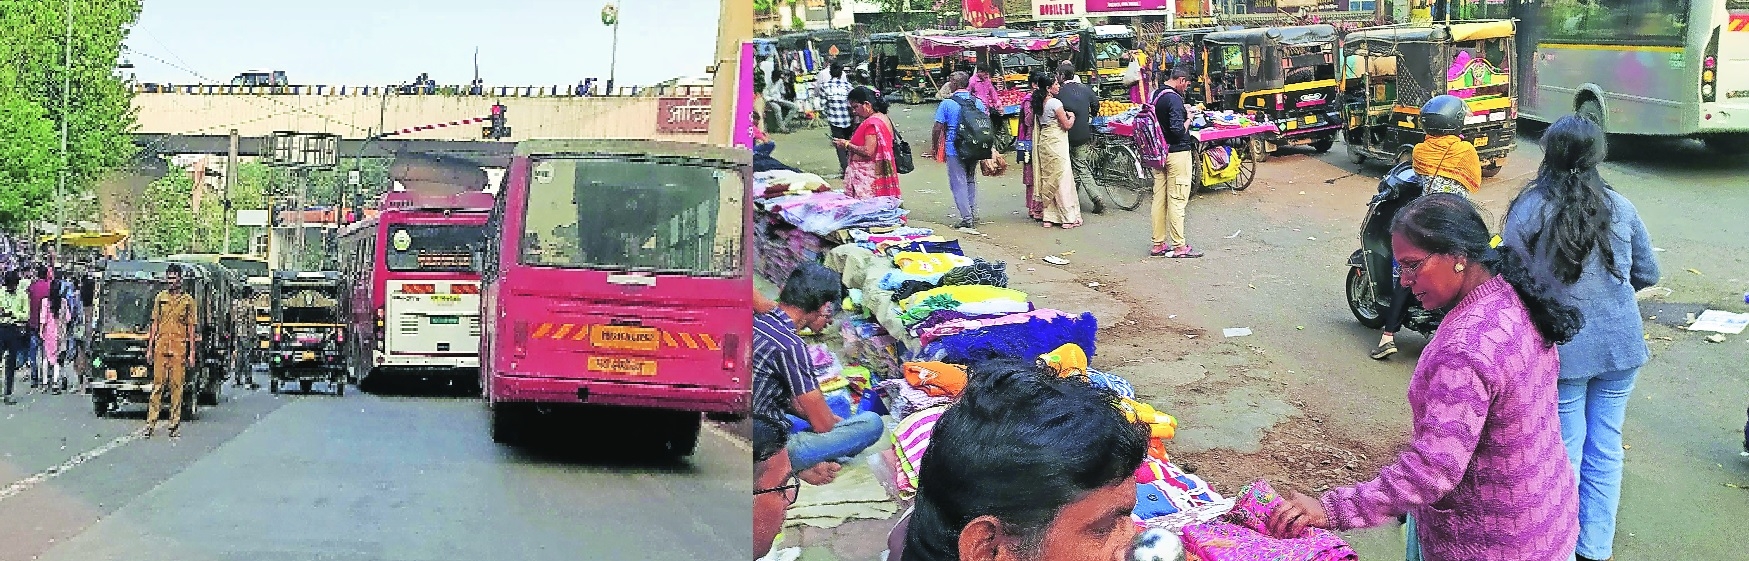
[1454,262,1465,273]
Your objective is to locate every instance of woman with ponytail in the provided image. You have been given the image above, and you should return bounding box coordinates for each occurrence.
[1502,115,1660,561]
[1269,193,1583,561]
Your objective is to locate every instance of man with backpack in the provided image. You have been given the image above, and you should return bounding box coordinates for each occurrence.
[1149,71,1203,258]
[932,71,993,229]
[1054,62,1105,214]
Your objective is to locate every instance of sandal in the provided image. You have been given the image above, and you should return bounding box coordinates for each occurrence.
[1150,243,1171,257]
[1168,246,1205,258]
[1061,222,1081,229]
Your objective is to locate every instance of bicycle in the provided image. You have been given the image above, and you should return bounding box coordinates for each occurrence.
[1102,128,1260,211]
[1090,132,1149,211]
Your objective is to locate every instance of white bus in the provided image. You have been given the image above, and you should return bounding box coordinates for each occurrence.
[1514,0,1749,148]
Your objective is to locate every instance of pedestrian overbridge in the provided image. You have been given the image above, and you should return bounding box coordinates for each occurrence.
[130,83,715,145]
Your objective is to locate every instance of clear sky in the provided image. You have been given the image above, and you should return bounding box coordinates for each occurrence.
[124,0,723,87]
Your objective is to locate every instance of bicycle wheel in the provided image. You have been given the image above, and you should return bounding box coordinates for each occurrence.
[1099,145,1149,211]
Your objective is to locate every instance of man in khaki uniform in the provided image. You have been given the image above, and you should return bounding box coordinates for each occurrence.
[144,265,196,438]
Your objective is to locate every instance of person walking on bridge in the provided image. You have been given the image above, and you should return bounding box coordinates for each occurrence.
[144,265,196,438]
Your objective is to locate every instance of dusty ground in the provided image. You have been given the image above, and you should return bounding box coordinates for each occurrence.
[761,105,1749,560]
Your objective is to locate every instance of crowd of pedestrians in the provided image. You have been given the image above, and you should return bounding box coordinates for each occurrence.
[0,262,91,404]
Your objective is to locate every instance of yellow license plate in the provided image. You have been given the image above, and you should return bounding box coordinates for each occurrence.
[105,369,117,380]
[300,351,316,361]
[1303,115,1318,124]
[131,366,148,378]
[1474,135,1489,146]
[431,294,461,303]
[591,325,661,352]
[588,356,658,377]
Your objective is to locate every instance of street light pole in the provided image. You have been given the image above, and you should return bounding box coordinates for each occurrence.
[56,0,71,266]
[609,13,620,95]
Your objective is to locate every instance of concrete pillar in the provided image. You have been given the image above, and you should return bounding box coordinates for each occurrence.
[709,0,753,147]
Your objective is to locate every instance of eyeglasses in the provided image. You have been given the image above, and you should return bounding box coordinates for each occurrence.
[755,473,802,505]
[1398,255,1433,277]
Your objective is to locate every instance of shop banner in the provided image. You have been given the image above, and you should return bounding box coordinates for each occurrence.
[964,0,1006,28]
[657,97,713,134]
[1032,0,1171,18]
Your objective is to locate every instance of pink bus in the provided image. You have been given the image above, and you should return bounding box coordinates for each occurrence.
[482,139,751,454]
[337,191,494,387]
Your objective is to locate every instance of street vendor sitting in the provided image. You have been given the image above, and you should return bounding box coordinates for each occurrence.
[900,358,1148,561]
[754,263,885,486]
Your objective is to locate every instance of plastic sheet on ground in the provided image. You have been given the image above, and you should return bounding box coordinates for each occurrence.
[784,457,900,530]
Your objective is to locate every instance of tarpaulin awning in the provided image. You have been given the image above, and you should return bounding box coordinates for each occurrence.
[41,231,128,247]
[907,34,1080,59]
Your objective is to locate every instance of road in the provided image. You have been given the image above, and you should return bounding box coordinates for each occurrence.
[0,376,750,561]
[765,107,1748,559]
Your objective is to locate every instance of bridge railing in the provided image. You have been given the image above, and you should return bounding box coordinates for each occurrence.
[130,83,714,98]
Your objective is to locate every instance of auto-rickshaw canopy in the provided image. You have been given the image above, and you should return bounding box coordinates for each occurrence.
[1204,24,1337,47]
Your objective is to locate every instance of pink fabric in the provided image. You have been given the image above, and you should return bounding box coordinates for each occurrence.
[1318,276,1578,561]
[894,405,949,496]
[1180,480,1356,561]
[915,309,1070,348]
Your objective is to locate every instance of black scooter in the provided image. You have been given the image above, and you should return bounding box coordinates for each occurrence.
[1345,162,1443,335]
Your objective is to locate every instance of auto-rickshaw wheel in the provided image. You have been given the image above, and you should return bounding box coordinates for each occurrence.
[1482,163,1502,178]
[335,378,346,396]
[92,392,111,417]
[1312,137,1334,154]
[1249,137,1271,163]
[299,380,313,394]
[1347,142,1368,165]
[269,378,280,394]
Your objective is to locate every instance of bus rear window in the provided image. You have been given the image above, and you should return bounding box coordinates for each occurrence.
[519,157,743,276]
[385,225,487,272]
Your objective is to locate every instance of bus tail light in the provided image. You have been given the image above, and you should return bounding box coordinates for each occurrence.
[450,284,479,294]
[1275,93,1285,111]
[513,321,529,356]
[273,326,282,342]
[1704,27,1720,103]
[401,284,436,294]
[336,329,345,343]
[720,333,740,371]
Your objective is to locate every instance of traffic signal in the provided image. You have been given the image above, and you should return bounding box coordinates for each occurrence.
[482,104,511,139]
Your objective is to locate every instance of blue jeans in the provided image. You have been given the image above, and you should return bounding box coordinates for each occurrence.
[1558,368,1638,560]
[787,411,885,470]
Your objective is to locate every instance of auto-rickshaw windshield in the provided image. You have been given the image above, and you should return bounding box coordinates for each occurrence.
[100,281,161,333]
[277,285,342,324]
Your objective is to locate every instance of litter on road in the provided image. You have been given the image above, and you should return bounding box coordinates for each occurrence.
[1223,327,1253,337]
[1688,310,1748,334]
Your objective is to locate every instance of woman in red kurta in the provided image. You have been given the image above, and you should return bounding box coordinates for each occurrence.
[836,86,902,199]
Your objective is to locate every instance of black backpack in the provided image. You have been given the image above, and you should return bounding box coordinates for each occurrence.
[952,96,995,161]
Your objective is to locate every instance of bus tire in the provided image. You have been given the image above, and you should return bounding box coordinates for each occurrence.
[491,403,524,445]
[666,414,702,457]
[1576,98,1618,160]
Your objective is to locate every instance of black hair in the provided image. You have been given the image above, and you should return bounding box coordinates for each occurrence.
[48,279,63,317]
[848,86,888,114]
[1028,71,1055,117]
[830,63,844,79]
[166,264,184,277]
[1509,115,1621,284]
[902,359,1148,561]
[33,264,46,278]
[3,270,18,292]
[1391,193,1583,346]
[777,262,844,314]
[1170,69,1191,81]
[1054,61,1077,83]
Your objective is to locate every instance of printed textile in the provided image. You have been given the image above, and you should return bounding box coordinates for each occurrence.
[880,377,956,420]
[893,405,950,499]
[772,192,908,235]
[1087,368,1135,398]
[878,271,945,292]
[1135,457,1234,532]
[893,252,974,276]
[917,309,1071,348]
[890,280,939,303]
[1181,480,1357,561]
[897,285,1027,313]
[939,257,1008,288]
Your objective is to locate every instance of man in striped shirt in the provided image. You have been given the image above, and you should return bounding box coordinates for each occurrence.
[754,263,883,485]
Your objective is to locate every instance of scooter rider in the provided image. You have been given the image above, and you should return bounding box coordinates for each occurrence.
[1370,95,1482,360]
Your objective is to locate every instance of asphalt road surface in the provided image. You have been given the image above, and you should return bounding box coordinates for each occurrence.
[0,377,750,561]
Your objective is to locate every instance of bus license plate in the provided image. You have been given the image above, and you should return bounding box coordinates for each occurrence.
[591,325,662,352]
[429,316,460,325]
[300,351,316,361]
[588,356,657,377]
[430,294,461,303]
[1303,115,1317,125]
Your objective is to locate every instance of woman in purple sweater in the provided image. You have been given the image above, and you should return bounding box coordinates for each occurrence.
[1269,194,1584,561]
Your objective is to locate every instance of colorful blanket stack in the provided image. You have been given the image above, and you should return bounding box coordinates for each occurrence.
[754,212,837,285]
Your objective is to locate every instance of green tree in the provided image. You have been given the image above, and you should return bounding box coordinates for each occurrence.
[135,166,195,257]
[0,91,60,226]
[0,0,143,229]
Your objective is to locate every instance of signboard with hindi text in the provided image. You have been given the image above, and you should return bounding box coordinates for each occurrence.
[656,97,712,134]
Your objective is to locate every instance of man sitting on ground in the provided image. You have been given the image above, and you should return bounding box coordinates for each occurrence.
[754,263,884,485]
